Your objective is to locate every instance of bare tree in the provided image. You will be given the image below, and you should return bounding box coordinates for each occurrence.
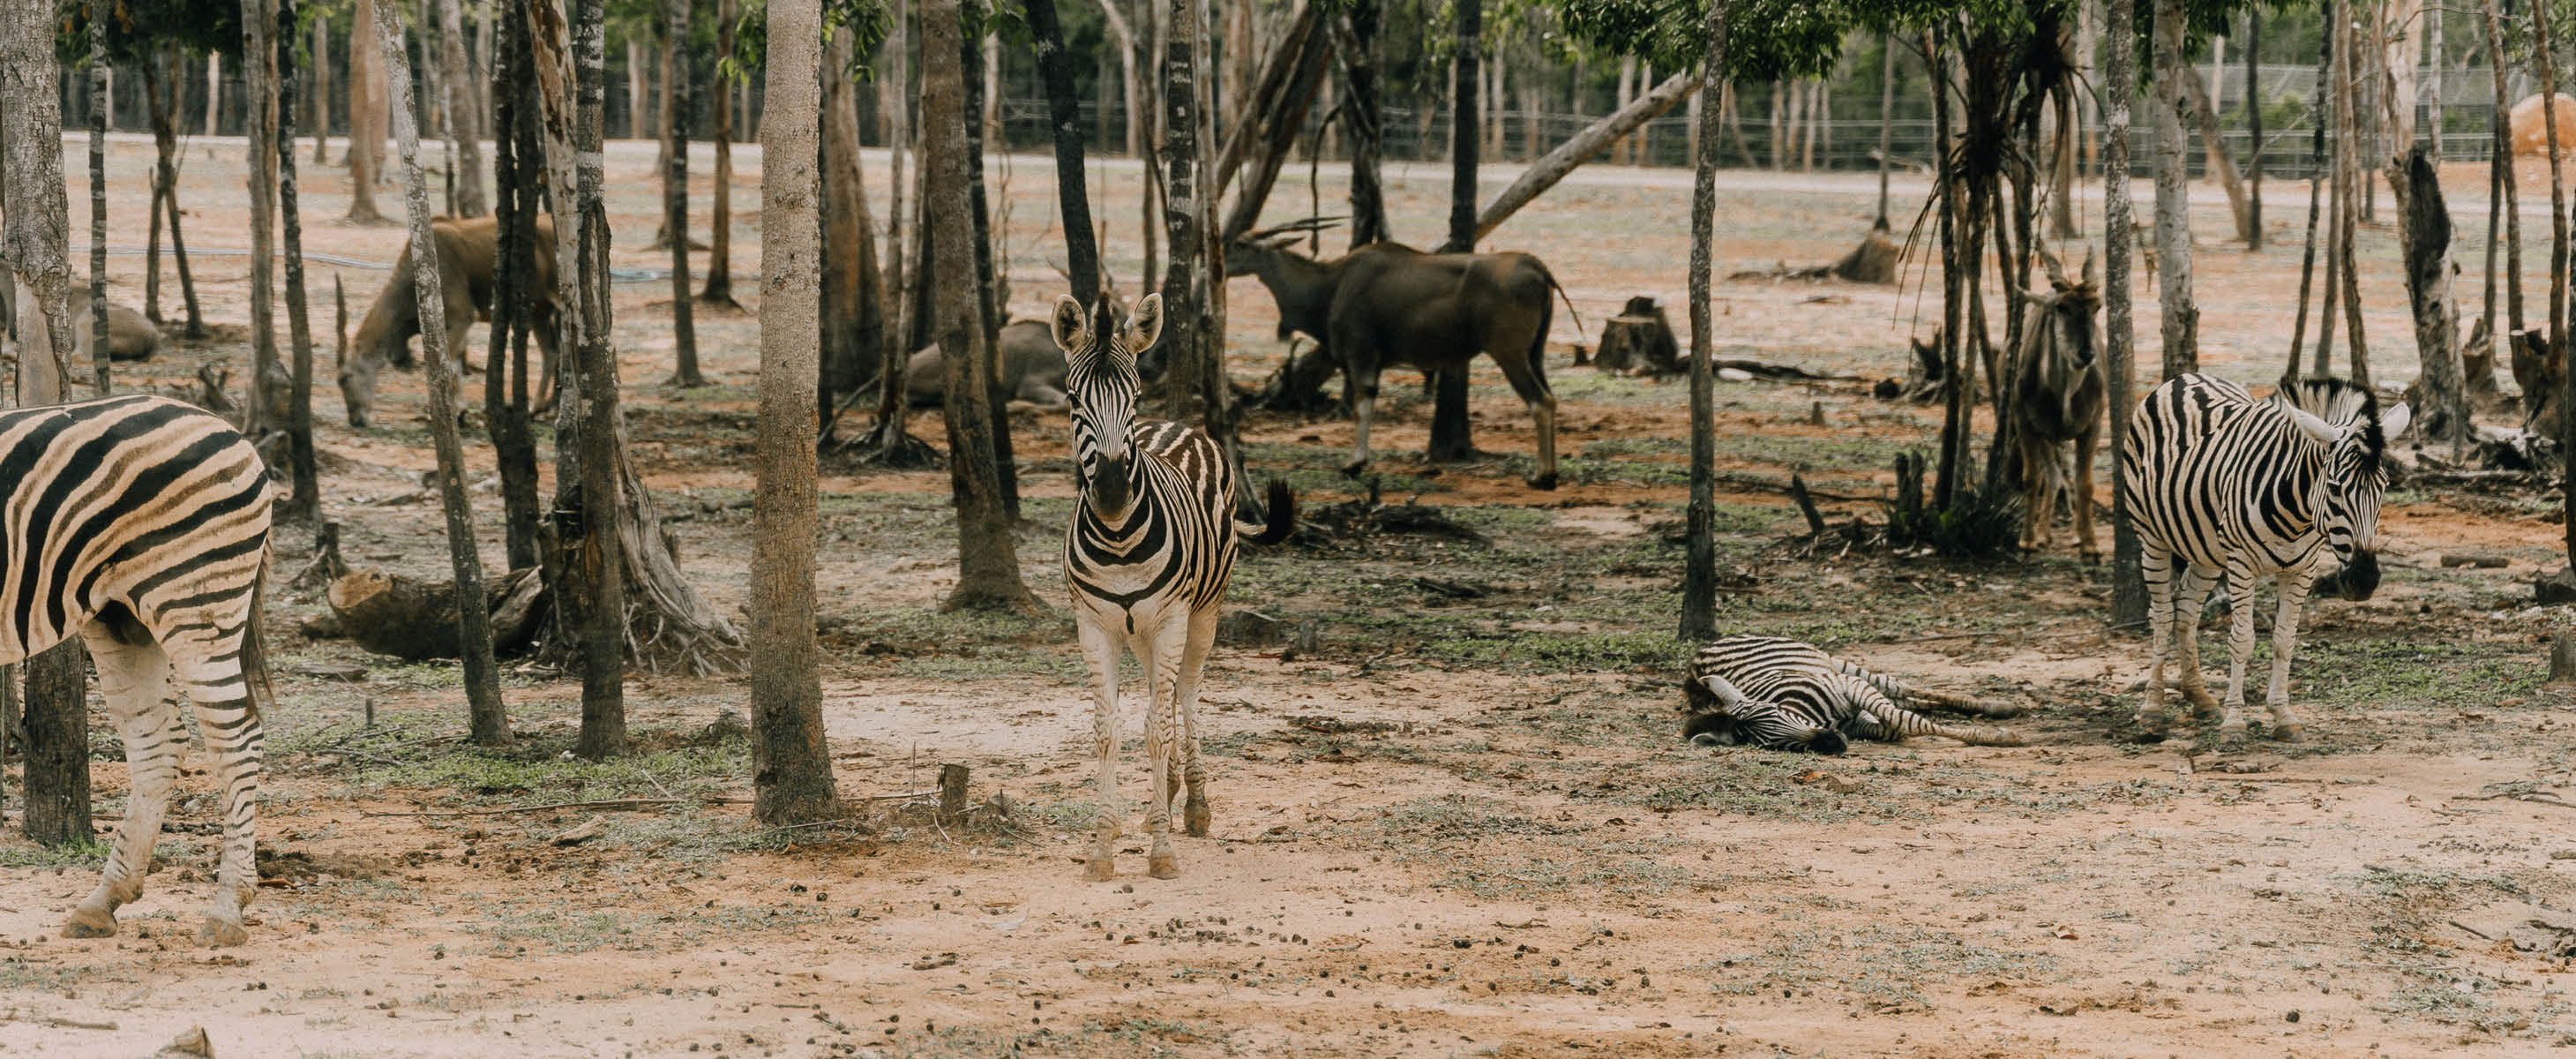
[1331,0,1387,246]
[348,0,390,224]
[2105,0,2145,627]
[439,0,487,216]
[700,0,740,307]
[923,0,1037,612]
[489,0,545,570]
[1683,0,1733,643]
[3,0,94,846]
[2538,0,2570,377]
[374,0,511,747]
[1427,0,1483,463]
[88,5,109,392]
[144,43,206,336]
[750,0,839,824]
[278,0,320,522]
[819,30,886,431]
[243,0,281,431]
[1096,0,1141,156]
[663,0,701,386]
[2483,0,2522,341]
[2150,0,2197,378]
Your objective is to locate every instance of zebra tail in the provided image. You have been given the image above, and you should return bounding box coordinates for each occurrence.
[243,552,275,720]
[1239,478,1298,546]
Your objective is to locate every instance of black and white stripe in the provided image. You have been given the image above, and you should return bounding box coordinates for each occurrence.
[1682,635,2022,754]
[2,395,273,946]
[1052,294,1292,882]
[2117,373,2408,740]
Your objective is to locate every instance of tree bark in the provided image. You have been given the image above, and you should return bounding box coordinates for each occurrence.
[2539,0,2570,381]
[89,11,109,394]
[348,0,389,224]
[3,0,93,846]
[865,0,922,462]
[923,0,1037,612]
[311,14,329,164]
[1097,0,1141,157]
[627,35,649,140]
[1331,0,1386,247]
[2290,5,2330,378]
[145,52,166,325]
[820,33,886,430]
[1426,0,1482,464]
[206,50,221,136]
[244,0,282,432]
[375,0,511,747]
[2105,0,2146,627]
[2426,0,2442,161]
[439,0,487,216]
[2399,147,2470,452]
[700,0,739,306]
[279,0,321,523]
[151,45,205,338]
[2245,7,2261,252]
[1214,3,1332,242]
[663,0,700,386]
[960,2,1020,519]
[1683,0,1733,643]
[2484,0,2522,340]
[490,0,544,571]
[2151,0,2198,378]
[1470,73,1699,245]
[1030,0,1102,300]
[750,0,839,824]
[2338,6,2370,384]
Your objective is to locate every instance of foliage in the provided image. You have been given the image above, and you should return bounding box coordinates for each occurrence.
[55,0,241,64]
[724,0,888,85]
[1883,480,2023,559]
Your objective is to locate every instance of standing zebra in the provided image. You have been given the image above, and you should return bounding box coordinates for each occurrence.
[2120,374,2408,740]
[2,395,274,945]
[1052,294,1295,881]
[1682,635,2023,754]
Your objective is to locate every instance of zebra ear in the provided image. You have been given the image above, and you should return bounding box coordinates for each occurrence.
[2379,402,2412,439]
[1696,672,1754,710]
[1050,296,1090,354]
[1127,293,1165,355]
[2283,404,2342,446]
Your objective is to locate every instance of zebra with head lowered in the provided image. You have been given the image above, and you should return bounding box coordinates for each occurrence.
[2120,373,2408,740]
[1051,294,1296,882]
[0,395,274,946]
[1682,635,2024,754]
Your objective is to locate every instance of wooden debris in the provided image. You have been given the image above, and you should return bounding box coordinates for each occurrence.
[1592,297,1682,377]
[550,817,607,846]
[938,764,970,824]
[2438,553,2510,568]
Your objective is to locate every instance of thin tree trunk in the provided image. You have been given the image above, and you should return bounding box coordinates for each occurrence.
[490,0,543,572]
[1684,0,1733,642]
[279,0,321,522]
[440,0,487,215]
[312,16,329,163]
[157,44,203,338]
[2485,0,2522,339]
[627,35,648,139]
[1097,0,1140,157]
[206,50,221,136]
[663,0,700,386]
[924,0,1036,612]
[2105,0,2145,626]
[871,0,917,462]
[2152,0,2198,377]
[1158,0,1208,419]
[2318,0,2345,376]
[2427,0,2442,161]
[375,0,510,747]
[2246,7,2261,251]
[1332,0,1386,247]
[1425,0,1481,463]
[2542,0,2572,381]
[245,0,281,431]
[2400,147,2469,450]
[701,0,738,305]
[348,0,389,224]
[820,34,886,432]
[2174,54,2250,244]
[88,9,109,393]
[2338,4,2370,385]
[4,0,92,846]
[1878,35,1895,229]
[961,0,1020,518]
[144,52,166,324]
[750,0,839,825]
[2290,5,2330,379]
[1030,0,1102,300]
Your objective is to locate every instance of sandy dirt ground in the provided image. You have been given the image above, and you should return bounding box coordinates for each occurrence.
[3,132,2576,1058]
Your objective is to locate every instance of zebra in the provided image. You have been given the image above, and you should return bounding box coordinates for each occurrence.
[2119,373,2408,740]
[2004,248,2106,560]
[1051,293,1296,882]
[0,395,274,946]
[1681,635,2024,754]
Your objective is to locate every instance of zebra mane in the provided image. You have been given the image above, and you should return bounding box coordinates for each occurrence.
[2272,376,2385,460]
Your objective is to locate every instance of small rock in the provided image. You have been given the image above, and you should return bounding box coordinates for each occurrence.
[161,1026,213,1058]
[2536,567,2576,606]
[550,817,606,846]
[2551,850,2576,860]
[910,952,957,971]
[2285,1010,2301,1024]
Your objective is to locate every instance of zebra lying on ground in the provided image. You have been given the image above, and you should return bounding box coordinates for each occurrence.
[0,395,273,946]
[1681,635,2024,754]
[2120,373,2407,741]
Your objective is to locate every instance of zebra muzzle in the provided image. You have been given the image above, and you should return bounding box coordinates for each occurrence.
[2318,551,2381,602]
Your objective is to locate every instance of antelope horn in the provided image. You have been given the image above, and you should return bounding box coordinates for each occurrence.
[1242,215,1346,242]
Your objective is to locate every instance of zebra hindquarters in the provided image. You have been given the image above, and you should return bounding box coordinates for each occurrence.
[61,627,177,941]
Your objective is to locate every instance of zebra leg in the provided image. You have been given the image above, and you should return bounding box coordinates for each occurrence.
[1077,618,1123,882]
[2137,544,2177,732]
[2216,556,2261,740]
[2265,571,2314,740]
[1142,615,1190,880]
[1840,659,2021,718]
[63,629,176,940]
[1848,678,2023,747]
[1174,605,1220,838]
[167,635,263,948]
[2169,565,2222,718]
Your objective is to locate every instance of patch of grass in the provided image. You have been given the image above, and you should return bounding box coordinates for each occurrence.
[325,728,750,807]
[0,838,115,870]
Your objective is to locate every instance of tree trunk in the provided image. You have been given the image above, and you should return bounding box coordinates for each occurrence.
[923,0,1036,612]
[1470,72,1698,244]
[153,45,205,338]
[2245,7,2261,252]
[701,0,739,306]
[1683,0,1734,642]
[439,0,487,216]
[750,0,840,824]
[663,0,700,386]
[1426,0,1482,464]
[490,0,544,572]
[2426,0,2442,161]
[627,35,648,139]
[961,1,1021,519]
[2104,0,2145,627]
[3,0,93,846]
[2151,0,2198,378]
[348,0,389,224]
[866,0,920,462]
[311,15,329,164]
[1030,0,1102,300]
[375,0,511,747]
[2174,53,2250,244]
[2541,2,2572,387]
[2338,2,2370,385]
[1331,0,1387,248]
[2399,147,2470,450]
[2484,0,2522,340]
[243,0,284,439]
[1214,2,1332,242]
[144,53,166,324]
[206,50,221,136]
[2290,4,2331,378]
[88,10,109,393]
[820,34,886,430]
[1878,35,1895,229]
[279,0,321,522]
[1097,0,1140,158]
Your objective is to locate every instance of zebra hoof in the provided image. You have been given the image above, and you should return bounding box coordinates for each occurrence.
[1183,799,1209,838]
[1083,857,1116,882]
[1147,854,1179,881]
[60,907,117,939]
[2218,719,2249,740]
[2272,723,2305,742]
[197,918,249,948]
[2079,550,2102,566]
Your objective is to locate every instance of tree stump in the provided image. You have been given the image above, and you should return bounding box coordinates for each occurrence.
[1593,296,1681,376]
[1830,227,1902,284]
[938,763,970,823]
[2547,632,2576,692]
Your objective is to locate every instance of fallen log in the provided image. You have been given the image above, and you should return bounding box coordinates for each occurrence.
[328,567,550,660]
